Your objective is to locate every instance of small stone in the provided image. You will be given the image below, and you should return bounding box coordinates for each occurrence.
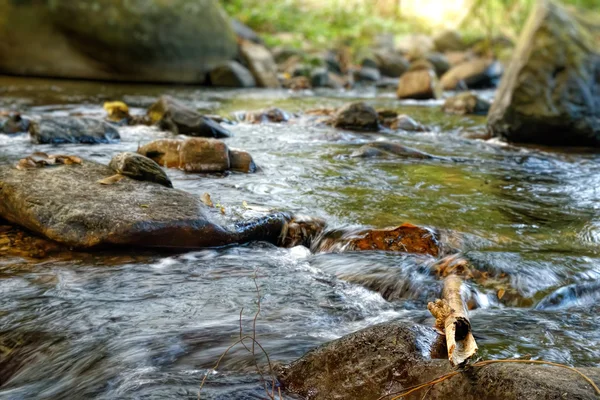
[332,102,379,132]
[440,58,502,90]
[147,96,230,138]
[229,149,257,173]
[353,66,381,83]
[442,92,491,115]
[108,152,172,188]
[1,114,30,134]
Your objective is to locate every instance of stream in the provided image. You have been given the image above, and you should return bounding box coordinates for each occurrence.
[1,76,599,399]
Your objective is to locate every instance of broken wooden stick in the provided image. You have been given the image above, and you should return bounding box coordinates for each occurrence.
[428,274,478,367]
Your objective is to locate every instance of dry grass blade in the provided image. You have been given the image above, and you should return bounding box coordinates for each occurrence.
[98,174,125,185]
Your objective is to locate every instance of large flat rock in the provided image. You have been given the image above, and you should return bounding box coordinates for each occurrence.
[0,161,278,249]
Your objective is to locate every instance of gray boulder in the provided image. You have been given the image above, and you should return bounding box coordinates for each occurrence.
[488,0,600,146]
[29,117,120,144]
[0,0,237,83]
[0,160,290,249]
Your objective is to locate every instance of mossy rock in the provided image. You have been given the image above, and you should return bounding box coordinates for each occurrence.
[488,0,600,146]
[0,0,237,83]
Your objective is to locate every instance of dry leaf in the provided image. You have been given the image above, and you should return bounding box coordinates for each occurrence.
[201,193,214,207]
[497,288,506,300]
[98,174,125,185]
[242,200,248,208]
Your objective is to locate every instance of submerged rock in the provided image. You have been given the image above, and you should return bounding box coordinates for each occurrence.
[208,61,256,88]
[351,141,438,160]
[108,152,172,188]
[277,321,600,400]
[535,280,600,310]
[0,160,285,249]
[315,223,441,257]
[0,0,237,83]
[241,107,292,124]
[138,138,255,173]
[487,0,600,146]
[332,102,379,132]
[29,117,120,144]
[1,114,30,134]
[147,96,230,138]
[239,39,280,88]
[440,58,502,90]
[389,115,427,132]
[442,92,491,115]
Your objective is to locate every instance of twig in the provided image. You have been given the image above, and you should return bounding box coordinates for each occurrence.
[198,273,280,400]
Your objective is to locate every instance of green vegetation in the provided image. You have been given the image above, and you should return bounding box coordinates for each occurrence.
[223,0,599,53]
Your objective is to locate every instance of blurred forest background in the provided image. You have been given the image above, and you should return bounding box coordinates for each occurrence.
[224,0,598,53]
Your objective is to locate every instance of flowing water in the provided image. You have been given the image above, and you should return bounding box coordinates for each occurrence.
[0,76,599,399]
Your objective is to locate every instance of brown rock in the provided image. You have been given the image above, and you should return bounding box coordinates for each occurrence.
[229,149,257,173]
[138,139,182,168]
[239,39,281,88]
[278,321,600,400]
[397,69,442,100]
[332,102,379,132]
[442,92,491,115]
[440,58,500,90]
[179,138,230,172]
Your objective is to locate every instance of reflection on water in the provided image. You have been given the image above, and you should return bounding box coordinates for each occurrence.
[1,76,599,399]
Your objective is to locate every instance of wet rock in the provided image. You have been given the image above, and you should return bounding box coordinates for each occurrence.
[0,223,66,259]
[442,92,491,115]
[321,50,343,74]
[241,107,292,124]
[488,0,600,146]
[360,57,379,70]
[108,152,172,188]
[0,1,237,83]
[29,117,120,145]
[315,223,441,257]
[397,68,442,100]
[353,66,381,83]
[0,160,284,249]
[434,29,466,52]
[147,96,230,138]
[138,138,256,173]
[239,39,280,88]
[310,67,344,89]
[535,280,600,310]
[278,215,326,248]
[389,115,427,132]
[229,149,257,173]
[277,321,600,400]
[445,50,472,66]
[332,102,379,132]
[0,114,30,134]
[440,58,502,90]
[208,61,256,88]
[374,52,409,78]
[351,141,437,160]
[425,52,451,77]
[137,139,182,168]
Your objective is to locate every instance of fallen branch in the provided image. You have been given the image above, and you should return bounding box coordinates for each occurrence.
[427,274,478,367]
